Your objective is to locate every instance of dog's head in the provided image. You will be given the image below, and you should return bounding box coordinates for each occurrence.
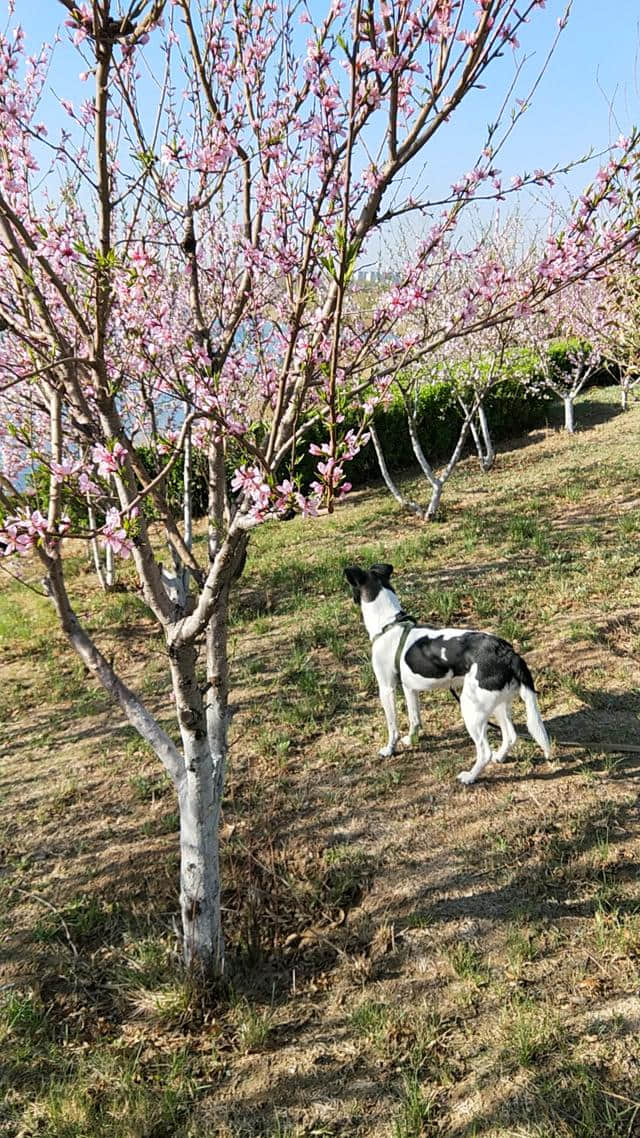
[344,563,394,606]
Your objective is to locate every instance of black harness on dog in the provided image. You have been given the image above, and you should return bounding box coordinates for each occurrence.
[370,610,417,679]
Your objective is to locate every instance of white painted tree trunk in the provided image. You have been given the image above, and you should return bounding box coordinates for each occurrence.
[406,408,473,520]
[563,395,576,434]
[404,413,443,520]
[425,479,443,520]
[183,423,193,550]
[181,421,193,601]
[620,374,640,410]
[105,542,115,589]
[87,502,108,591]
[168,536,243,977]
[177,733,223,973]
[87,478,116,590]
[169,639,224,976]
[470,402,495,471]
[369,421,426,518]
[46,534,239,979]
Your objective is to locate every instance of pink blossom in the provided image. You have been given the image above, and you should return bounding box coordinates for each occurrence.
[296,493,320,518]
[78,472,100,497]
[51,458,81,482]
[231,465,272,520]
[101,507,133,558]
[0,523,33,556]
[24,509,48,539]
[92,441,127,478]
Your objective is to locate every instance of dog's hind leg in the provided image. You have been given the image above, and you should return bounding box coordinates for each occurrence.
[491,702,517,764]
[401,686,422,747]
[378,684,399,757]
[457,687,493,785]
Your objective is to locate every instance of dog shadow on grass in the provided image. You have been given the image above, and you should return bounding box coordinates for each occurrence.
[541,686,640,778]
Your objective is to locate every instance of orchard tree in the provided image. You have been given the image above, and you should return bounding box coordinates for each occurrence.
[367,322,515,520]
[362,195,635,516]
[0,0,637,979]
[523,277,611,433]
[364,233,532,518]
[584,257,640,410]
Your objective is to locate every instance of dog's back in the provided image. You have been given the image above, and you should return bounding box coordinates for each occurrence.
[404,629,535,694]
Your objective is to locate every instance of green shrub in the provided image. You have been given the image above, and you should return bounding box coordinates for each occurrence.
[135,442,209,519]
[22,340,610,521]
[547,337,617,387]
[292,346,553,489]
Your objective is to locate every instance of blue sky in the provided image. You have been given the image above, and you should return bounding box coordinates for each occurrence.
[13,0,640,213]
[477,0,640,192]
[390,0,640,213]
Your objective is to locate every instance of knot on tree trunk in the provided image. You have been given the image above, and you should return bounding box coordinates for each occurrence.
[183,893,202,918]
[181,217,196,256]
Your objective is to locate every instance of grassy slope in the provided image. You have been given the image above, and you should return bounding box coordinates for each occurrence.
[1,386,640,1138]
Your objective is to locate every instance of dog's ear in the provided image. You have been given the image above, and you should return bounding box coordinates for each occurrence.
[344,566,367,588]
[370,562,393,583]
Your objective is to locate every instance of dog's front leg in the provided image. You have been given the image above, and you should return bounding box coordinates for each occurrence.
[378,684,399,757]
[401,685,422,747]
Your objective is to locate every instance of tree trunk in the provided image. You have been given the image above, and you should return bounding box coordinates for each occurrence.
[170,639,224,978]
[406,406,473,520]
[46,534,238,981]
[425,479,443,519]
[181,419,193,600]
[563,395,576,433]
[105,542,115,589]
[476,402,495,471]
[44,552,184,783]
[468,415,483,464]
[369,421,426,518]
[620,375,640,410]
[177,735,223,977]
[87,502,108,591]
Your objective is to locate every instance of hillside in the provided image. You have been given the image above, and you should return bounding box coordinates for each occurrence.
[1,385,640,1138]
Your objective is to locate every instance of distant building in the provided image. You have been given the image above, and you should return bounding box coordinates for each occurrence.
[353,268,402,285]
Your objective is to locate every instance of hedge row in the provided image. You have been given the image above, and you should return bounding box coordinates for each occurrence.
[297,372,550,490]
[29,340,611,524]
[283,338,616,491]
[136,363,553,512]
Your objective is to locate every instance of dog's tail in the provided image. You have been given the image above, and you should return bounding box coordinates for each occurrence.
[519,684,551,758]
[509,649,551,758]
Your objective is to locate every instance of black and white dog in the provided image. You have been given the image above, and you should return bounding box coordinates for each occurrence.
[345,563,550,784]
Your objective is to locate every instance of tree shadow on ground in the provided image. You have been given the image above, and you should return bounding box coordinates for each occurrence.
[444,1055,640,1138]
[385,792,640,946]
[540,391,624,431]
[545,686,640,766]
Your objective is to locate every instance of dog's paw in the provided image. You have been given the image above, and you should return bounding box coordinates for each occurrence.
[491,751,507,764]
[457,770,476,785]
[401,729,421,747]
[379,744,396,758]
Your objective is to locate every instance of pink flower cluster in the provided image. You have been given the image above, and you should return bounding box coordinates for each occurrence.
[91,441,127,479]
[0,508,69,556]
[273,479,320,519]
[307,429,368,505]
[230,465,273,521]
[101,507,133,558]
[50,458,81,482]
